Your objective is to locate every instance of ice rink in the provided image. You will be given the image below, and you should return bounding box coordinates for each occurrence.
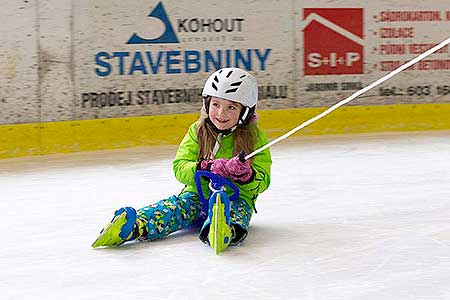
[1,130,449,300]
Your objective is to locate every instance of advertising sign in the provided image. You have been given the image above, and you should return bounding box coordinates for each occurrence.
[74,0,293,119]
[2,0,450,125]
[297,1,450,107]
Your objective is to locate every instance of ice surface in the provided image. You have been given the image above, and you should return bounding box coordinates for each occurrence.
[1,131,449,300]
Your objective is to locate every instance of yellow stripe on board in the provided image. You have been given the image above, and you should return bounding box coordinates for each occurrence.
[1,103,449,159]
[259,103,450,137]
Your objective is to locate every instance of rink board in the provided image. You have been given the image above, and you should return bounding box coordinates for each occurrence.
[2,1,450,125]
[1,103,449,159]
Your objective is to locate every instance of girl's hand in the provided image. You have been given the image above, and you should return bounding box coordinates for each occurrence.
[225,156,254,183]
[199,156,254,183]
[199,158,230,179]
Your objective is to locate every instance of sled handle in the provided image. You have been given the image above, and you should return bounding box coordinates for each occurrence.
[194,171,240,204]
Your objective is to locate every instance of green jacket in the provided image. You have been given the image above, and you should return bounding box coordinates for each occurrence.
[173,121,272,210]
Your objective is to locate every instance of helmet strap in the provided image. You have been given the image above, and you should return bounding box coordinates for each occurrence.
[239,107,250,125]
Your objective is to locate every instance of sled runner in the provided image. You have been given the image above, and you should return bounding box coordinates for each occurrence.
[195,170,240,254]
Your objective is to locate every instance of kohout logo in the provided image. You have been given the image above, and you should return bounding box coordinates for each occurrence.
[127,1,245,45]
[94,1,270,77]
[127,2,179,44]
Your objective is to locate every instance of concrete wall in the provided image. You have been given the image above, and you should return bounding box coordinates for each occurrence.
[0,0,39,124]
[1,0,450,125]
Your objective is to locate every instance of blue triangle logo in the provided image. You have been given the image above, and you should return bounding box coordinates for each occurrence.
[127,2,179,44]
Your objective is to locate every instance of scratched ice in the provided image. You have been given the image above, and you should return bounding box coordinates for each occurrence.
[1,131,449,300]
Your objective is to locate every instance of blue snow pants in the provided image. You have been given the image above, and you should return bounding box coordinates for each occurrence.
[136,192,253,245]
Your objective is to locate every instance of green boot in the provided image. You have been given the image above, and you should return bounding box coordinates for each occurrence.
[92,207,145,248]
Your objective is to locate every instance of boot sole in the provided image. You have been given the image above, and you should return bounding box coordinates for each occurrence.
[92,212,128,248]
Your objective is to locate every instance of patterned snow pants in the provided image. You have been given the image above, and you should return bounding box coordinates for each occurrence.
[137,192,253,245]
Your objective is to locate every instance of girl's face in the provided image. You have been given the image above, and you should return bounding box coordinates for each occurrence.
[208,97,242,130]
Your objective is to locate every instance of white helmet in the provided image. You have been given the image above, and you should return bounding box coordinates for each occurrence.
[202,68,258,125]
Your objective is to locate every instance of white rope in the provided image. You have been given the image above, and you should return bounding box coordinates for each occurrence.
[246,36,450,160]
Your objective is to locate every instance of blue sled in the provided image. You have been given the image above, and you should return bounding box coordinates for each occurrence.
[195,171,239,254]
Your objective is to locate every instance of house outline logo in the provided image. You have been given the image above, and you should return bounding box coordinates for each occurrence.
[127,2,179,44]
[303,8,364,75]
[303,13,364,46]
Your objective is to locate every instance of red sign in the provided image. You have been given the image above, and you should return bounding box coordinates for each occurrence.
[303,8,364,75]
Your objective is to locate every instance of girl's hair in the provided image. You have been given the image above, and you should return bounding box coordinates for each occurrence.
[197,105,257,161]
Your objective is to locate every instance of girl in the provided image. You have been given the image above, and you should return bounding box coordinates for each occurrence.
[92,67,272,248]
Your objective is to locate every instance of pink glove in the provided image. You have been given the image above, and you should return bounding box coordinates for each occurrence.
[224,156,254,183]
[200,158,230,178]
